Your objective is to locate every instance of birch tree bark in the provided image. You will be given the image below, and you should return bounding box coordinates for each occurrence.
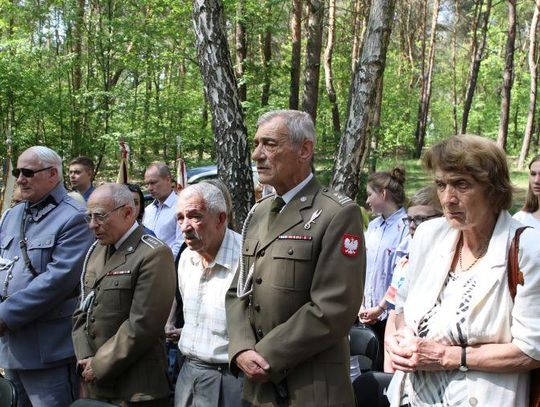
[331,0,396,199]
[414,0,440,158]
[323,0,341,135]
[302,0,324,123]
[289,0,302,109]
[497,0,517,151]
[518,0,540,170]
[192,0,254,227]
[235,0,247,102]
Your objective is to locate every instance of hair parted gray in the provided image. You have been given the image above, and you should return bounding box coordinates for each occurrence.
[179,183,227,217]
[99,183,135,210]
[24,146,63,181]
[257,110,316,148]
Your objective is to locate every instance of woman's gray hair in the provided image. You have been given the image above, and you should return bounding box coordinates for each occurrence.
[101,183,135,209]
[257,110,316,149]
[25,146,63,181]
[179,183,227,216]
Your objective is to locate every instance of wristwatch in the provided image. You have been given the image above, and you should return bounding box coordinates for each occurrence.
[459,345,469,372]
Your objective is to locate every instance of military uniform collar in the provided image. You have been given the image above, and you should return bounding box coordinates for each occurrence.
[280,173,314,205]
[26,182,65,221]
[114,221,139,250]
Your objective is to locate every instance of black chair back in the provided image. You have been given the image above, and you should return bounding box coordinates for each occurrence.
[353,371,393,407]
[70,399,119,407]
[0,377,17,407]
[349,323,380,368]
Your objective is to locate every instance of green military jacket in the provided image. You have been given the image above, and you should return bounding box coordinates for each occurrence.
[227,178,365,406]
[72,225,175,402]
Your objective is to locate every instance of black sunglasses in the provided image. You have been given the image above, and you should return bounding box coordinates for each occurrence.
[402,214,441,227]
[12,166,53,178]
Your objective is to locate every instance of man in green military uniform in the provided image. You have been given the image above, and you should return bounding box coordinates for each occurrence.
[226,110,365,406]
[72,183,175,406]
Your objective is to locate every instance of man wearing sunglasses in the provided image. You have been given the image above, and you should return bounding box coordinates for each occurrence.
[0,146,94,406]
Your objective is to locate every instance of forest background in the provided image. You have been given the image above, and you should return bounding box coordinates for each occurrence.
[0,0,538,220]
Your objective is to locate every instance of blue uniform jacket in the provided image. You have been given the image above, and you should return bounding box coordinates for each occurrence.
[0,183,94,369]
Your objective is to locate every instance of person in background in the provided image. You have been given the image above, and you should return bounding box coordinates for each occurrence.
[143,162,183,257]
[69,156,95,201]
[382,185,442,372]
[126,183,154,236]
[386,135,540,407]
[0,146,93,406]
[359,167,408,370]
[513,154,540,228]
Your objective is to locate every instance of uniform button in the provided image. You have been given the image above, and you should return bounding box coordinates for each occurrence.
[323,188,328,192]
[13,256,18,261]
[93,301,98,306]
[85,280,89,285]
[260,249,265,257]
[254,304,261,312]
[257,328,264,337]
[288,249,293,255]
[256,277,262,284]
[114,281,119,286]
[90,317,95,323]
[468,397,478,406]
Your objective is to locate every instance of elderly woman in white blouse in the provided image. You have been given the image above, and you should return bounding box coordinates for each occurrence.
[386,135,540,407]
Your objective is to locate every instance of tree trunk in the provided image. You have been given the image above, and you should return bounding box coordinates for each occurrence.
[235,0,247,102]
[414,0,440,158]
[331,0,396,199]
[302,0,324,123]
[323,0,341,136]
[289,0,302,110]
[72,0,85,156]
[192,0,254,227]
[461,0,492,134]
[260,5,272,107]
[518,0,540,170]
[497,0,517,151]
[351,0,370,74]
[451,0,460,134]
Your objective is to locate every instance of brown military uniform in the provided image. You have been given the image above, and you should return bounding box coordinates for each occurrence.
[72,225,175,403]
[226,178,365,406]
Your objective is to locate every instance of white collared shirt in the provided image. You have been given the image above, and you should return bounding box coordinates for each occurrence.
[143,190,183,257]
[277,172,314,208]
[177,228,241,363]
[114,222,138,250]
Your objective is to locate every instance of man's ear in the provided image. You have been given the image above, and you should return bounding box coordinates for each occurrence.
[218,211,227,227]
[298,139,314,163]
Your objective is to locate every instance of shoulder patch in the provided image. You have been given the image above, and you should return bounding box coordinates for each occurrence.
[320,187,353,206]
[141,234,165,249]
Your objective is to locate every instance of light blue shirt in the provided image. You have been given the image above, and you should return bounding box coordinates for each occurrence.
[363,207,408,319]
[143,191,183,257]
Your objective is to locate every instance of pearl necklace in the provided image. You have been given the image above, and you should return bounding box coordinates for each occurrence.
[458,235,488,273]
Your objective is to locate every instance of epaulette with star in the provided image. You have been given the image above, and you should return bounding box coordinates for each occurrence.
[320,187,353,206]
[141,234,166,249]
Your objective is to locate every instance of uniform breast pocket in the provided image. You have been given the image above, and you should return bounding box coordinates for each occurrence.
[271,241,313,291]
[26,234,55,274]
[101,275,133,311]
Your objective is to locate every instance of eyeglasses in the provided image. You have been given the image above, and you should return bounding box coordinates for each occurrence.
[402,214,440,227]
[12,166,53,178]
[84,204,126,224]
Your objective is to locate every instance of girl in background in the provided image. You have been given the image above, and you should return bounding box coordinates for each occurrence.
[359,167,408,370]
[513,154,540,228]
